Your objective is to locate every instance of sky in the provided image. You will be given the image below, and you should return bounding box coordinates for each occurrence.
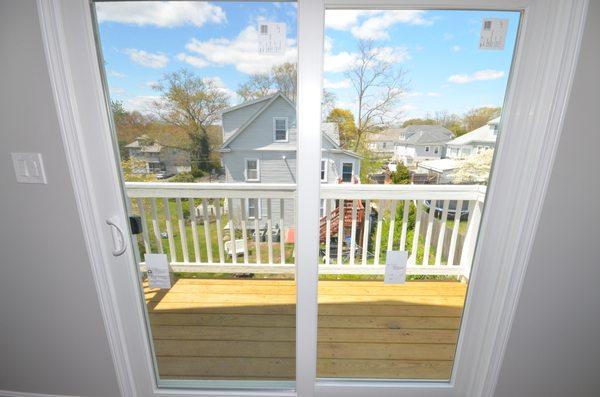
[95,1,520,121]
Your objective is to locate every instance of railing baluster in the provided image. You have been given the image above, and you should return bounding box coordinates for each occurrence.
[267,198,274,265]
[447,200,463,267]
[362,199,371,266]
[227,198,236,265]
[435,200,450,266]
[201,199,213,264]
[423,200,436,266]
[349,199,357,266]
[374,200,383,266]
[400,200,409,251]
[239,198,249,264]
[411,200,422,264]
[150,198,163,254]
[163,198,177,262]
[387,200,397,252]
[136,198,151,254]
[279,199,285,265]
[324,199,332,265]
[175,198,189,263]
[254,198,261,265]
[337,200,344,265]
[188,198,200,263]
[214,199,225,264]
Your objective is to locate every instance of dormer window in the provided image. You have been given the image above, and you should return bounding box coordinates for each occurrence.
[273,117,288,142]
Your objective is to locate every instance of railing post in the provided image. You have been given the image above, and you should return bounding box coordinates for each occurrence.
[459,198,484,281]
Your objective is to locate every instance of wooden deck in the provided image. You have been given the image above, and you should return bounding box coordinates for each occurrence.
[145,278,467,381]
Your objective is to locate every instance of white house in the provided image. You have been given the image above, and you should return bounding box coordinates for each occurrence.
[446,117,500,159]
[125,135,191,176]
[367,128,403,156]
[415,158,459,184]
[394,125,454,165]
[218,92,361,227]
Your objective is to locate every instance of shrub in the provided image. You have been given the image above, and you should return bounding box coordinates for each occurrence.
[168,172,195,182]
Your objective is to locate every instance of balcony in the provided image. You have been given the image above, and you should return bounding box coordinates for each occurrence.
[126,182,485,380]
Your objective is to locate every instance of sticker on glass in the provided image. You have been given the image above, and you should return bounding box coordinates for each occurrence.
[479,18,509,50]
[146,253,171,289]
[258,22,286,55]
[384,250,408,284]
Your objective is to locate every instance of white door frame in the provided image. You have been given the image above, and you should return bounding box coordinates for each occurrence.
[36,0,588,396]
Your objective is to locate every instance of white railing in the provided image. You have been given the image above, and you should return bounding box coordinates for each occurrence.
[125,182,485,279]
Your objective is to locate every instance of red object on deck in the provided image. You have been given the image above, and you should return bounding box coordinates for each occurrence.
[319,200,365,242]
[285,227,295,244]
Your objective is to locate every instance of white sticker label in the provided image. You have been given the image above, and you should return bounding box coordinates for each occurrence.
[479,18,509,50]
[258,22,286,55]
[146,253,171,289]
[384,250,408,284]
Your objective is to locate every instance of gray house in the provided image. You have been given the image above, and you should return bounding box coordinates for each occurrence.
[446,117,499,159]
[219,92,361,228]
[125,135,191,176]
[394,125,454,166]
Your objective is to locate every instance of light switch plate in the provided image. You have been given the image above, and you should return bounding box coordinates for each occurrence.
[11,152,47,184]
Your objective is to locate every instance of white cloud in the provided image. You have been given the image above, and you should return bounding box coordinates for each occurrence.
[427,92,442,97]
[176,53,209,68]
[124,95,162,113]
[324,51,358,73]
[324,36,333,53]
[401,91,422,98]
[451,45,461,52]
[124,49,168,68]
[372,46,410,63]
[110,87,126,94]
[184,25,297,74]
[109,70,126,78]
[96,1,226,28]
[448,69,505,84]
[325,10,375,30]
[350,10,432,40]
[324,78,351,89]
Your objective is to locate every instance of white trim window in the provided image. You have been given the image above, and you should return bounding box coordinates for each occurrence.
[273,117,288,142]
[244,158,260,181]
[425,146,430,152]
[320,159,327,182]
[246,198,262,219]
[434,146,439,154]
[341,162,353,183]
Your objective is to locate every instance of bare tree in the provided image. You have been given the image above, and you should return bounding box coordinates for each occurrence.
[236,62,297,102]
[237,73,273,102]
[346,40,408,151]
[153,69,230,173]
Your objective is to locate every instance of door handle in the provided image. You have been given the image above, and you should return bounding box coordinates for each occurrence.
[106,218,127,256]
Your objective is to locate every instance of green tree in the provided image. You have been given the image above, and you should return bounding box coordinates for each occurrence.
[401,118,436,127]
[391,162,410,184]
[326,108,356,148]
[463,107,501,132]
[152,69,230,173]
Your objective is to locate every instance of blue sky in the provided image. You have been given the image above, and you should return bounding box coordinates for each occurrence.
[95,1,519,121]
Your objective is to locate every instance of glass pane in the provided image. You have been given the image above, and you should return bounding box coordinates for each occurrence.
[93,0,297,387]
[318,9,520,380]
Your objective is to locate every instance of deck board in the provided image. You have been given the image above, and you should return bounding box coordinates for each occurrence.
[146,278,467,380]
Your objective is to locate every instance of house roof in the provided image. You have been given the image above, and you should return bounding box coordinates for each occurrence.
[369,128,403,142]
[447,117,500,146]
[125,135,163,152]
[418,158,459,173]
[403,125,454,145]
[219,93,360,158]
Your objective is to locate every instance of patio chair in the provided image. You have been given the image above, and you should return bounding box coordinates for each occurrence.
[224,239,245,258]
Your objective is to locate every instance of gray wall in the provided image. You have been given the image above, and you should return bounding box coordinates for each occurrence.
[494,1,600,396]
[0,1,598,396]
[0,1,120,396]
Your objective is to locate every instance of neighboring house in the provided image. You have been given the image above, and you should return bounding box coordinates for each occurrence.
[367,128,403,157]
[394,125,454,166]
[125,135,191,175]
[219,92,361,228]
[414,158,459,184]
[446,117,500,159]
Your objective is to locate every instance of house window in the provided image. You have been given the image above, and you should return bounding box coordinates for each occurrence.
[148,162,165,172]
[320,159,327,182]
[245,158,259,181]
[434,146,439,154]
[341,162,353,182]
[247,198,261,219]
[425,146,430,152]
[320,199,325,217]
[273,117,288,142]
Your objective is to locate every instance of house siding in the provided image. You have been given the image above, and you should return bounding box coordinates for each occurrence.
[222,100,269,142]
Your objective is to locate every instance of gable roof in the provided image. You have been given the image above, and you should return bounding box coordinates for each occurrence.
[403,125,454,145]
[125,135,162,152]
[369,128,403,142]
[219,93,360,158]
[447,117,500,146]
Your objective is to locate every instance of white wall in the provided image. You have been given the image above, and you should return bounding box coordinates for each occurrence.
[493,1,600,396]
[0,1,120,396]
